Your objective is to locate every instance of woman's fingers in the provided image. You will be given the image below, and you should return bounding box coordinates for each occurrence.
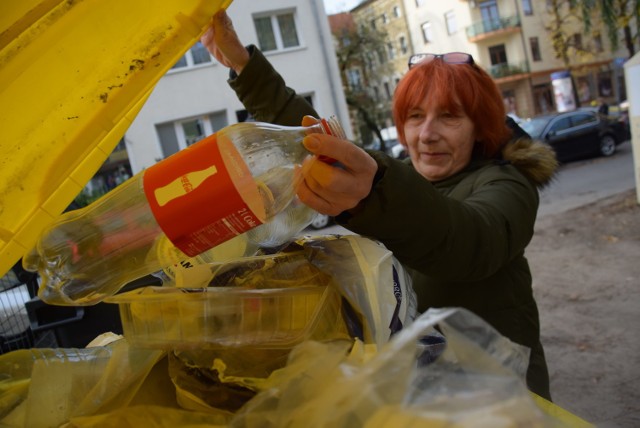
[297,135,378,215]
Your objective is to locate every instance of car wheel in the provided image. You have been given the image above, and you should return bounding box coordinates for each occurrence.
[309,214,330,229]
[599,134,617,157]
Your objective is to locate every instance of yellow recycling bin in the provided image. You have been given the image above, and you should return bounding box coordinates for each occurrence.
[0,0,232,277]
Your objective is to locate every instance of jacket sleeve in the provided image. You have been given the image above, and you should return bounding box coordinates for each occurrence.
[337,153,540,282]
[227,45,318,126]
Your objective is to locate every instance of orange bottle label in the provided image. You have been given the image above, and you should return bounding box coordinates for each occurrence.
[143,133,264,257]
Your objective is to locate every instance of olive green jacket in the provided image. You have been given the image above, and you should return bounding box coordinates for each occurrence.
[228,46,556,400]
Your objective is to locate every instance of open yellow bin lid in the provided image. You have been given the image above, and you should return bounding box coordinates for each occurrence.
[0,0,232,277]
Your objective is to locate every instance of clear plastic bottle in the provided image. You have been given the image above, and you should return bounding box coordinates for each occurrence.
[23,117,345,305]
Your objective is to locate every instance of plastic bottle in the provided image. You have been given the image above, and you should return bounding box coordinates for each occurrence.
[156,196,320,288]
[23,117,345,306]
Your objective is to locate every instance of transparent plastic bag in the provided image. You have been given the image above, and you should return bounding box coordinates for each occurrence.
[0,339,164,428]
[228,308,566,428]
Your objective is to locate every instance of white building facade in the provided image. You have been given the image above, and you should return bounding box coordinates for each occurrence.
[123,0,351,175]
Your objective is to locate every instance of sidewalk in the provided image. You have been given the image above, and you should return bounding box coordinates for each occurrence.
[528,189,640,427]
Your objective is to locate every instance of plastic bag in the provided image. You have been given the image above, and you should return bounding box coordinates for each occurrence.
[298,235,417,348]
[229,307,563,427]
[0,339,164,428]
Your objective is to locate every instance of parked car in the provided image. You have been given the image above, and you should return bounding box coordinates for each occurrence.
[365,126,399,156]
[519,110,628,162]
[390,143,408,159]
[307,213,332,230]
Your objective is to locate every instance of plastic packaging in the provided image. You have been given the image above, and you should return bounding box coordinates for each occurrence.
[106,248,351,350]
[0,341,164,428]
[24,118,345,306]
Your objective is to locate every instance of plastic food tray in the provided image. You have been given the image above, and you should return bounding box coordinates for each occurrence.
[0,0,231,278]
[105,285,348,349]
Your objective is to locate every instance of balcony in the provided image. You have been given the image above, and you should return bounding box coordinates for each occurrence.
[487,61,530,81]
[466,15,521,42]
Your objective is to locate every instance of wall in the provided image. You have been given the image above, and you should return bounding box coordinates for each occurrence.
[624,52,640,203]
[124,0,351,174]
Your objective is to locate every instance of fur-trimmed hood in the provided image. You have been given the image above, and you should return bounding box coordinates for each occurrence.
[501,138,558,189]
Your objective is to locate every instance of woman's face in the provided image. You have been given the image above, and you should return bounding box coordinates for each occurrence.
[402,98,476,181]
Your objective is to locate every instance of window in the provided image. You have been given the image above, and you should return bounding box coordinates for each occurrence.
[549,117,571,133]
[347,68,362,90]
[382,13,388,24]
[480,0,500,31]
[254,11,300,52]
[530,37,541,61]
[371,19,377,30]
[156,112,228,157]
[171,42,212,70]
[594,34,603,52]
[393,6,401,18]
[181,118,206,147]
[522,0,533,15]
[445,11,457,35]
[571,113,596,127]
[384,82,392,100]
[191,42,211,65]
[373,86,380,102]
[377,49,386,64]
[399,36,408,55]
[387,42,396,60]
[421,22,433,43]
[489,44,507,65]
[572,33,583,50]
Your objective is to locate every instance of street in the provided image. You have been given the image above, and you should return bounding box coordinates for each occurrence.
[538,140,636,216]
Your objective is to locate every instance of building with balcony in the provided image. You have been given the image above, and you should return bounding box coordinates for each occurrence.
[349,0,634,121]
[351,0,413,129]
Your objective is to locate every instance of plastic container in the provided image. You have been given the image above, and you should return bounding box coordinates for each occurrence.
[105,284,349,349]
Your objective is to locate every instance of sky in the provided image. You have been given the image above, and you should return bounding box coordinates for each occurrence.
[323,0,363,14]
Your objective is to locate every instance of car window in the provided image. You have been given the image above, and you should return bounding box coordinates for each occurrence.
[548,117,572,133]
[570,113,597,127]
[520,117,550,138]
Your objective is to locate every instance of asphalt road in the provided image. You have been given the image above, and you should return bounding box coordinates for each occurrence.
[537,140,636,216]
[315,140,637,235]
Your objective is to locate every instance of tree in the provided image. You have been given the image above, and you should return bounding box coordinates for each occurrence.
[544,0,595,67]
[577,0,640,57]
[332,20,395,151]
[543,0,599,107]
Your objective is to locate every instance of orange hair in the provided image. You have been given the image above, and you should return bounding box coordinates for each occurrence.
[392,59,511,158]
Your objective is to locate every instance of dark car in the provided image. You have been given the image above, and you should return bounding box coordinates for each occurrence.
[520,110,628,162]
[307,213,332,230]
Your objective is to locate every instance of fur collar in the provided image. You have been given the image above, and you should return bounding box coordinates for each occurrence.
[501,138,558,189]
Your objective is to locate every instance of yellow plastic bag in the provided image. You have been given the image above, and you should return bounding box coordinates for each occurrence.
[0,340,164,428]
[229,308,574,427]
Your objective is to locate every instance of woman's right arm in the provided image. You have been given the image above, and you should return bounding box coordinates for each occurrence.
[201,11,317,125]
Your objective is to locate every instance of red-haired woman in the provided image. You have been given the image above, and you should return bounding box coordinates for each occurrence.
[203,11,557,400]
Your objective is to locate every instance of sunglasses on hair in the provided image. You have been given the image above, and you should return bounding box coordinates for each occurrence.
[408,52,475,69]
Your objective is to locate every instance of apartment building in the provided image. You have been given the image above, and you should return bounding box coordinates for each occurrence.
[338,0,633,124]
[118,0,350,177]
[351,0,413,129]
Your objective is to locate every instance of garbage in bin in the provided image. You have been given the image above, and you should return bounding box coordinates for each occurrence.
[0,307,588,427]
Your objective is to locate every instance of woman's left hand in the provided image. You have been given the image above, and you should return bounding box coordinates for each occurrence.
[297,120,378,216]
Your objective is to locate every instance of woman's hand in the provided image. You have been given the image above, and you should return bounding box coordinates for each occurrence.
[201,10,249,74]
[297,117,378,216]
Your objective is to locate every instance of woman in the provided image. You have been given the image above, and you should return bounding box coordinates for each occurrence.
[202,11,557,400]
